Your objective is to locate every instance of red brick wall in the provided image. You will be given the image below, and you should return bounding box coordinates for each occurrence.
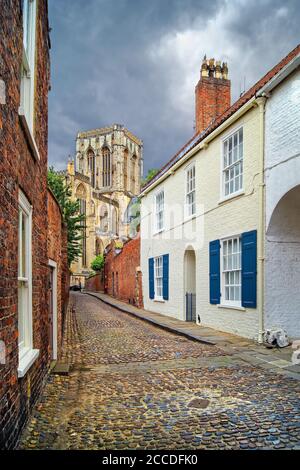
[0,0,51,449]
[104,235,143,308]
[85,273,104,292]
[47,189,69,358]
[195,76,231,134]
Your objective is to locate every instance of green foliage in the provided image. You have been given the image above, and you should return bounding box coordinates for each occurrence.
[91,254,105,272]
[141,168,159,186]
[47,167,86,267]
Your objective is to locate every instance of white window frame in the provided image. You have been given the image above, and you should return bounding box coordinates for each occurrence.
[154,189,164,234]
[18,190,39,378]
[185,164,196,219]
[221,126,244,200]
[19,0,40,159]
[220,235,242,308]
[154,256,163,300]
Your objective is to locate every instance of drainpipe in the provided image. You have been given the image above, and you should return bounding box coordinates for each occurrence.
[256,96,267,343]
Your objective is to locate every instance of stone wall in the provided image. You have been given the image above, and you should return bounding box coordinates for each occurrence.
[0,0,51,449]
[104,235,143,308]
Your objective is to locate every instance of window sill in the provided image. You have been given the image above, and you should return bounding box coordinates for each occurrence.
[18,108,40,161]
[218,190,244,205]
[18,348,40,378]
[217,304,246,312]
[154,298,165,303]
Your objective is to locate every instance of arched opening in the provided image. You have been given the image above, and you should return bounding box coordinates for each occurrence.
[95,237,103,256]
[184,248,196,322]
[88,149,96,188]
[102,146,111,187]
[124,149,128,191]
[131,155,137,194]
[265,184,300,338]
[100,204,108,233]
[111,206,118,235]
[75,184,87,268]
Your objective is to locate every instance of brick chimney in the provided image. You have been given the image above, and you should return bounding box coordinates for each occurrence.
[195,56,231,134]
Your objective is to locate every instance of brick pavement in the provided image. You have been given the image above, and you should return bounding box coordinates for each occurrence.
[19,292,300,450]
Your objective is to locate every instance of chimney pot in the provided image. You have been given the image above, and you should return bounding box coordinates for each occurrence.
[195,57,231,134]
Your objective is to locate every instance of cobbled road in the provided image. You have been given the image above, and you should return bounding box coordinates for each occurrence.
[20,293,300,450]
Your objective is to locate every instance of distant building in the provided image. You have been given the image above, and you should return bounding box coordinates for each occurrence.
[66,124,143,285]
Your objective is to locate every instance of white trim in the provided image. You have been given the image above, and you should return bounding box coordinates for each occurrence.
[48,259,58,361]
[20,0,37,134]
[19,111,40,161]
[218,189,245,205]
[217,304,246,312]
[220,125,244,199]
[184,163,196,220]
[153,189,165,235]
[18,190,36,376]
[18,348,39,378]
[220,235,242,308]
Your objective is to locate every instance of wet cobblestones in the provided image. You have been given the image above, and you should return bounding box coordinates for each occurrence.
[19,293,300,450]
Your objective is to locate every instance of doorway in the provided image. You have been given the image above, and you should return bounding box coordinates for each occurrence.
[184,249,196,322]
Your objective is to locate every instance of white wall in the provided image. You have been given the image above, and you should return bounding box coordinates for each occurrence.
[141,105,261,339]
[265,69,300,338]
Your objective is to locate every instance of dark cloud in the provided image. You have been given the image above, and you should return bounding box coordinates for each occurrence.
[48,0,299,172]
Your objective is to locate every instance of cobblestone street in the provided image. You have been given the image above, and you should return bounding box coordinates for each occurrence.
[19,293,300,450]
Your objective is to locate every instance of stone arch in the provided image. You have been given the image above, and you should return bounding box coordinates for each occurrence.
[102,146,111,187]
[265,184,300,338]
[266,156,300,230]
[75,183,87,199]
[100,204,109,233]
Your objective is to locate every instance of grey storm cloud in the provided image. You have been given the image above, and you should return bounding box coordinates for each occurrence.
[48,0,300,172]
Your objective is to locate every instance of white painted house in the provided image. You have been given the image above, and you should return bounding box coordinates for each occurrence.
[140,45,300,341]
[262,54,300,338]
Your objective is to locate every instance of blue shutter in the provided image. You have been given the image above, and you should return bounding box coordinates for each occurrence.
[148,258,155,299]
[242,230,257,308]
[163,254,169,300]
[209,240,220,304]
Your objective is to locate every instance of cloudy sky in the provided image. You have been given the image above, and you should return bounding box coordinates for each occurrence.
[48,0,299,174]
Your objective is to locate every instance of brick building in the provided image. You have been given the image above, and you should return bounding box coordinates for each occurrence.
[0,0,54,449]
[104,235,143,308]
[47,189,69,359]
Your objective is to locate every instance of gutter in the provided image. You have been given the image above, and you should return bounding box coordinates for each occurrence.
[140,96,257,197]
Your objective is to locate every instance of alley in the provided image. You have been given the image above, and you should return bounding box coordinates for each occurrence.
[19,293,299,450]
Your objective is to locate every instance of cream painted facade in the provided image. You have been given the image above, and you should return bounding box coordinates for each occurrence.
[141,104,262,340]
[68,124,143,285]
[141,48,300,342]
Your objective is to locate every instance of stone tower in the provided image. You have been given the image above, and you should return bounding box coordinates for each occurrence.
[195,57,231,134]
[67,124,143,286]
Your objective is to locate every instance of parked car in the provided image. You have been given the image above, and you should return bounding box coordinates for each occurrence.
[70,285,81,291]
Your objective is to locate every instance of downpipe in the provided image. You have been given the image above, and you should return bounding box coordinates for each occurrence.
[256,96,267,344]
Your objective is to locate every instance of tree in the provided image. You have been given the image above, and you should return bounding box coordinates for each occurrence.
[91,254,105,272]
[47,167,86,267]
[141,168,159,186]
